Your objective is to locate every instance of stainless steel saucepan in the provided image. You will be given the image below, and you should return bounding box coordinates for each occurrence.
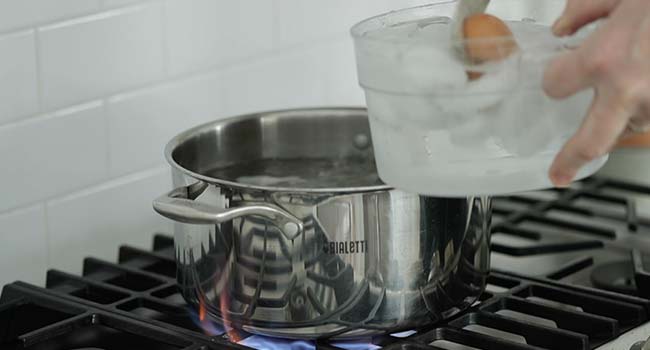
[153,107,491,339]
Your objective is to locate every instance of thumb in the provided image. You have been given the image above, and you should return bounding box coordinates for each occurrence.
[553,0,620,36]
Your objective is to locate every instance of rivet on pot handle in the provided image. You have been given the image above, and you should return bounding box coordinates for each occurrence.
[153,183,304,240]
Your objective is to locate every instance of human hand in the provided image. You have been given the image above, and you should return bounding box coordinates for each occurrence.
[543,0,650,186]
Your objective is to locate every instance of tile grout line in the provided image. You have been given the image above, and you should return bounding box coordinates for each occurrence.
[33,28,44,113]
[270,0,280,52]
[101,100,112,179]
[0,100,103,132]
[0,1,110,38]
[102,0,163,11]
[43,201,51,286]
[0,27,347,130]
[36,3,149,32]
[160,0,170,78]
[47,165,169,205]
[1,165,168,218]
[0,0,164,38]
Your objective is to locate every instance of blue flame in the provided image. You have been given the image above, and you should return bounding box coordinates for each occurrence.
[188,305,226,337]
[240,336,380,350]
[189,306,379,349]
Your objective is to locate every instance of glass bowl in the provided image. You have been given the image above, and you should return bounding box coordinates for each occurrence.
[351,0,606,196]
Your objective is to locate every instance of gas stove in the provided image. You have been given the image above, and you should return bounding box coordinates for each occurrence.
[2,176,650,350]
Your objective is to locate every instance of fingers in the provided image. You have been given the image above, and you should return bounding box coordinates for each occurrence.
[553,0,621,36]
[549,89,630,186]
[543,49,592,99]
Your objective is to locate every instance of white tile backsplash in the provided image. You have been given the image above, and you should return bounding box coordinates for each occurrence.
[38,4,165,109]
[0,31,39,125]
[212,0,274,65]
[107,72,223,176]
[0,205,48,287]
[163,0,219,75]
[0,0,407,284]
[220,46,326,115]
[0,0,101,33]
[273,0,440,49]
[165,0,273,75]
[272,0,394,48]
[47,167,171,274]
[102,0,147,8]
[316,39,365,106]
[0,102,108,212]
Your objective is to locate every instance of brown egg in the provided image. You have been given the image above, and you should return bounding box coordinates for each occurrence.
[463,13,519,79]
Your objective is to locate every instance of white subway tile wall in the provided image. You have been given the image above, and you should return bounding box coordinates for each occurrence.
[0,205,48,287]
[107,72,223,176]
[38,4,165,109]
[164,0,274,75]
[0,0,425,285]
[46,167,172,275]
[102,0,144,8]
[220,44,325,115]
[0,102,108,213]
[0,31,39,124]
[0,1,101,33]
[318,39,366,106]
[273,0,388,48]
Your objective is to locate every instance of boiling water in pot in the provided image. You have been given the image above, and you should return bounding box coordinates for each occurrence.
[207,158,383,188]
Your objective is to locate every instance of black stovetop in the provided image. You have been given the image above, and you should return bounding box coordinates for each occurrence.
[2,176,650,350]
[490,177,650,296]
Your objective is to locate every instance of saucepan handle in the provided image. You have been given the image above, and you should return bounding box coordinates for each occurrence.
[153,182,303,240]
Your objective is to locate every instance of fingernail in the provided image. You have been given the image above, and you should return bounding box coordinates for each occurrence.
[553,17,569,36]
[552,173,573,188]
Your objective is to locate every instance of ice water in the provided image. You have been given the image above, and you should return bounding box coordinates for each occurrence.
[352,13,606,196]
[208,158,382,189]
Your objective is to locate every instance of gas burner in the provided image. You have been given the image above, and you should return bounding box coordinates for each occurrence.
[631,337,650,350]
[490,177,650,296]
[2,235,648,350]
[3,176,650,349]
[591,260,638,295]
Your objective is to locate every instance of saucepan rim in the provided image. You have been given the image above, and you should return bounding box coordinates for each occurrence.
[164,106,393,194]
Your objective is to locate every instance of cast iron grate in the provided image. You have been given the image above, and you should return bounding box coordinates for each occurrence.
[0,282,233,349]
[2,176,650,349]
[490,177,650,297]
[3,234,647,350]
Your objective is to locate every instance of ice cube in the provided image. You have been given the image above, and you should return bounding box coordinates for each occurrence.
[398,44,467,92]
[447,111,496,149]
[439,56,520,117]
[409,17,452,41]
[494,89,554,156]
